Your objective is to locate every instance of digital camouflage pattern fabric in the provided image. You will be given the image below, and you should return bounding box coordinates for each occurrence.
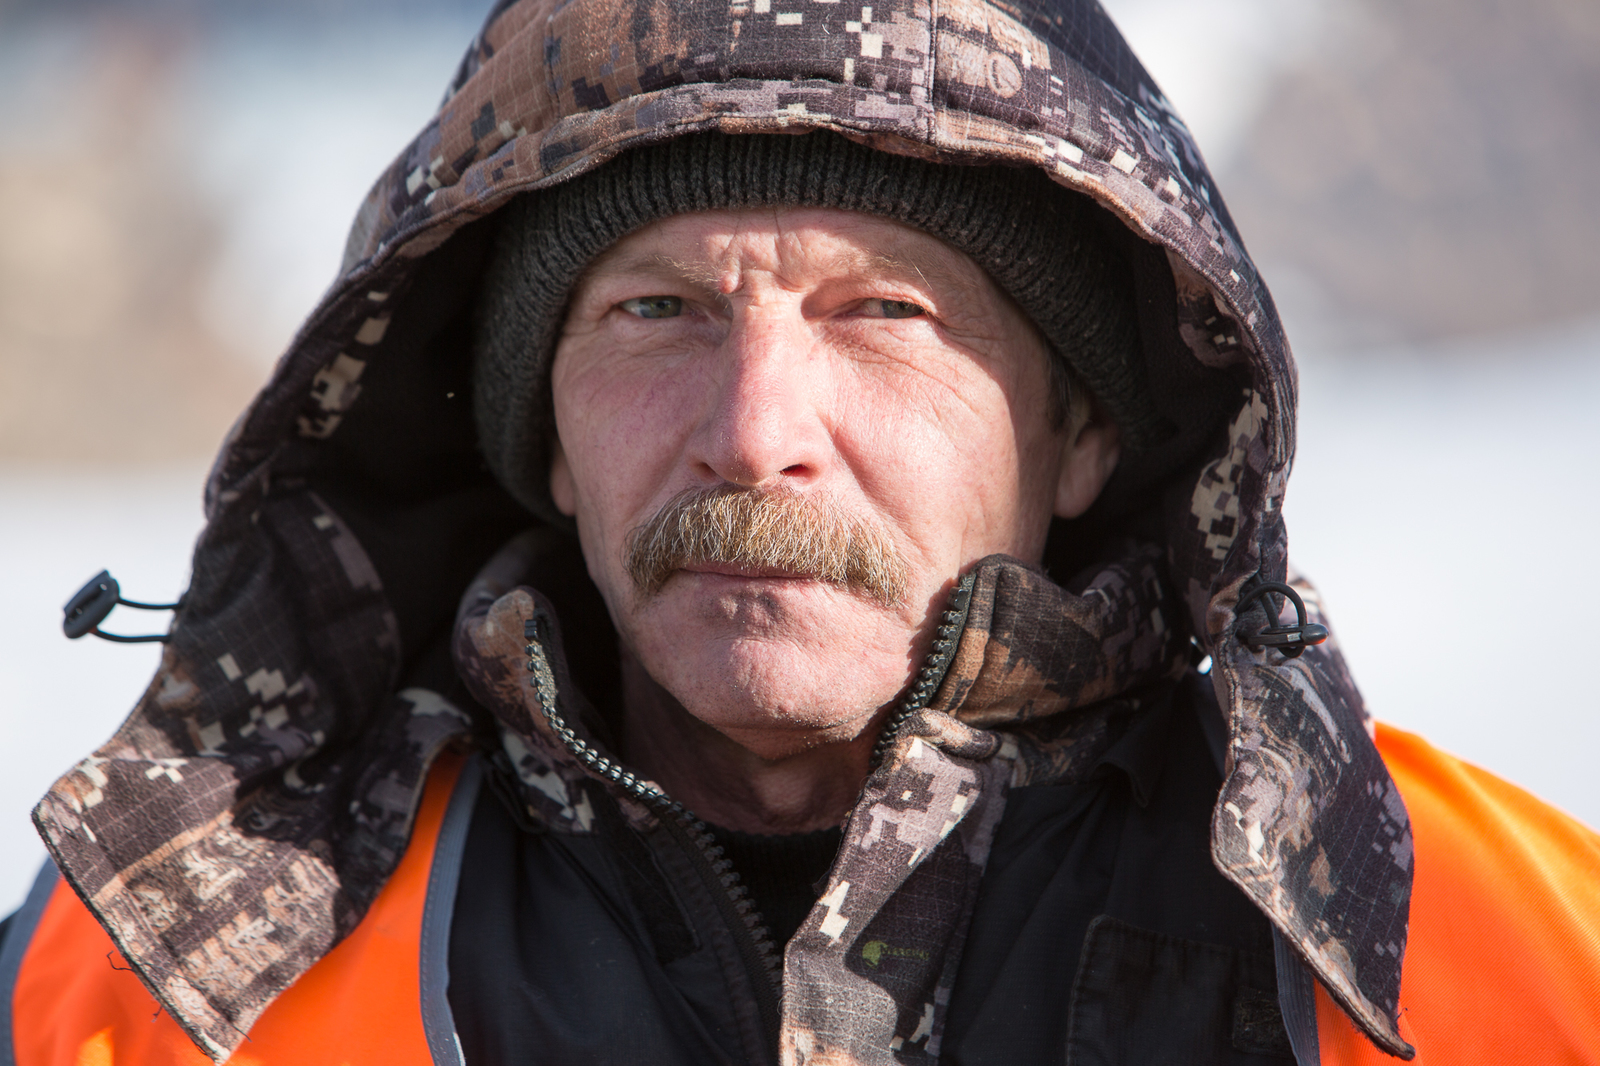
[32,0,1415,1060]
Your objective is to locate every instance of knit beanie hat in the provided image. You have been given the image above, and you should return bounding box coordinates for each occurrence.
[473,130,1152,523]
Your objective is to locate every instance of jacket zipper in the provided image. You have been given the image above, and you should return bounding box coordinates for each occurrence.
[521,612,786,1040]
[518,570,975,1048]
[870,572,976,767]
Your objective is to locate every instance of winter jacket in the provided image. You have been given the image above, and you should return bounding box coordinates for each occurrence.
[8,701,1599,1064]
[7,0,1599,1063]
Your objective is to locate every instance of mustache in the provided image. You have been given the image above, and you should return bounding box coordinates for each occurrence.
[623,486,909,607]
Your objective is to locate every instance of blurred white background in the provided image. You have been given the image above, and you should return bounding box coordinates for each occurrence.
[3,0,1597,913]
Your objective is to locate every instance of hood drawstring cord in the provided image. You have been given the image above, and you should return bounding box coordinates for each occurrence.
[62,570,183,644]
[1236,581,1328,660]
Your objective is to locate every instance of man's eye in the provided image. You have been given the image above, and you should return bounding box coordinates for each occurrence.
[619,296,683,319]
[869,299,926,319]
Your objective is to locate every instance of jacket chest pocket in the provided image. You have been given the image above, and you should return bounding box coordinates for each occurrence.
[1064,915,1296,1066]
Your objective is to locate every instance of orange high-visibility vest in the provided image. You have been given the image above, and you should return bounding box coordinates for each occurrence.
[6,731,1599,1065]
[1316,724,1600,1064]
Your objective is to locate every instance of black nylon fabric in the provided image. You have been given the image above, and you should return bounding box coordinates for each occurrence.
[942,671,1283,1064]
[449,767,751,1066]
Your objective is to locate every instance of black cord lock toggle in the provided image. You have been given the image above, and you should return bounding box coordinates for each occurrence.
[62,570,183,645]
[1236,581,1329,659]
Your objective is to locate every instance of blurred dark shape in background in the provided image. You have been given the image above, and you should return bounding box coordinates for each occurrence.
[1223,0,1600,344]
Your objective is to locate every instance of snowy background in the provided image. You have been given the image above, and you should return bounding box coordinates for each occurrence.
[2,0,1597,913]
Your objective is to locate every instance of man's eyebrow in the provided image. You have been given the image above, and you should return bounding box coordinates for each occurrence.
[581,250,723,289]
[578,244,972,294]
[834,248,966,292]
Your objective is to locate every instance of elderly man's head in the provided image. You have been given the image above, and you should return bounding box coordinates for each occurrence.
[544,206,1120,754]
[474,134,1137,761]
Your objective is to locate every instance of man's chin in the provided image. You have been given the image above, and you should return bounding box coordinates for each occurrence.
[676,681,891,762]
[708,714,880,763]
[616,570,925,751]
[628,630,906,744]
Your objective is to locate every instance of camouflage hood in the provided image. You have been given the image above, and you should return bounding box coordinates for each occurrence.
[34,0,1414,1060]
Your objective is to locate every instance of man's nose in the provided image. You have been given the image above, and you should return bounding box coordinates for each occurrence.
[688,311,829,490]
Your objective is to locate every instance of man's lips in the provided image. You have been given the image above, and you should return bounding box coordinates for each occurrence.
[677,563,821,582]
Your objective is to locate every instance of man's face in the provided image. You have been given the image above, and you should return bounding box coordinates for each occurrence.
[549,207,1118,758]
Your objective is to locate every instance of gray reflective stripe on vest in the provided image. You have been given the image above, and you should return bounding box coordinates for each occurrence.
[1,861,61,1066]
[1274,926,1323,1066]
[420,754,483,1066]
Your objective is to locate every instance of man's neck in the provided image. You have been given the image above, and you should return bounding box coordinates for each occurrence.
[617,650,880,835]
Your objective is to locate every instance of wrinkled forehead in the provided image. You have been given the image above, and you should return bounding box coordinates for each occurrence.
[572,206,995,304]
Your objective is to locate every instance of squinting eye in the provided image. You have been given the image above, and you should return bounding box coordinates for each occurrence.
[872,299,926,319]
[620,296,683,319]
